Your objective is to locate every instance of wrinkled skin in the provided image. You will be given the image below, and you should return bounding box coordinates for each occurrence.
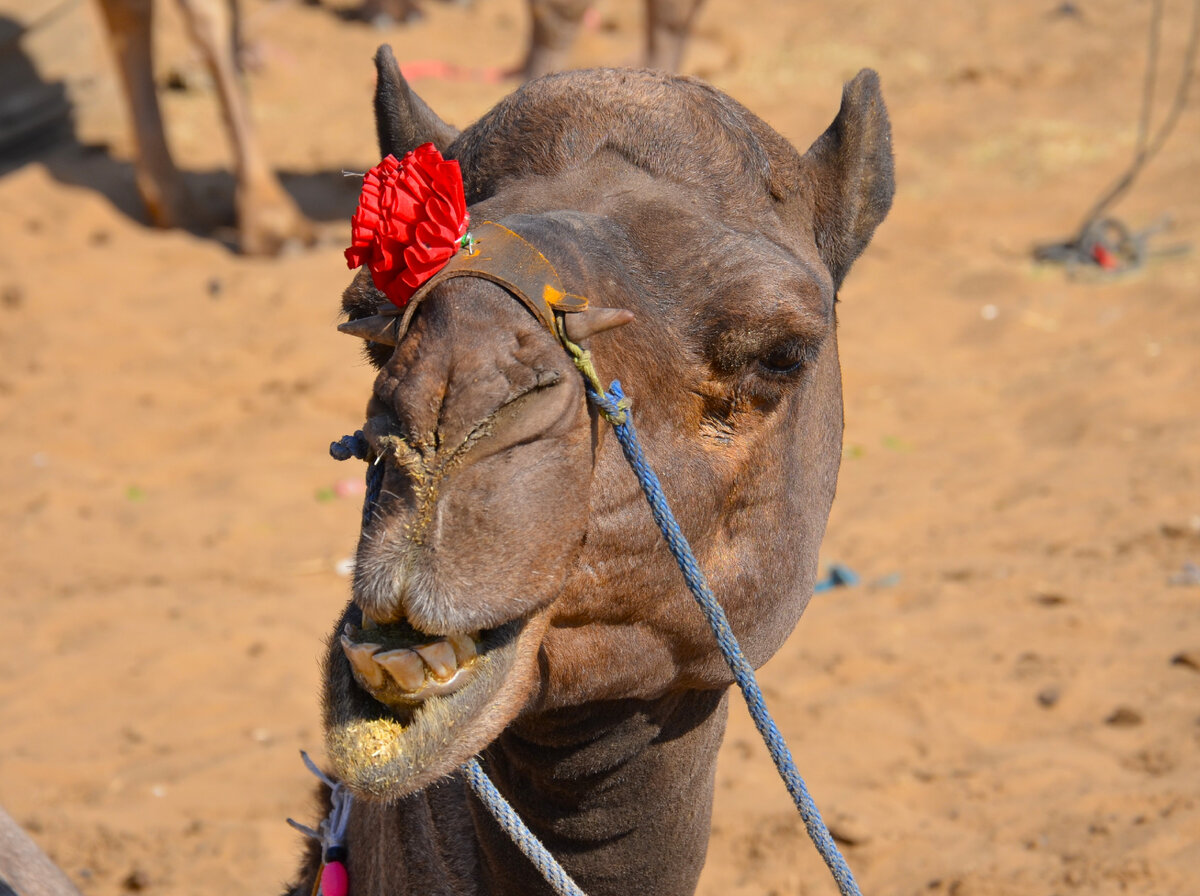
[289,46,893,896]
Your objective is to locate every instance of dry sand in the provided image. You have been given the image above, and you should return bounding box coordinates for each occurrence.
[1,0,1198,893]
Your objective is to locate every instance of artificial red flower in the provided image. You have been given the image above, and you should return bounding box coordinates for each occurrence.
[344,143,470,308]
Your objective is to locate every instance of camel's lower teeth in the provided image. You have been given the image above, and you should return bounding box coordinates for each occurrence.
[376,647,425,689]
[414,641,457,680]
[342,637,388,689]
[340,625,480,696]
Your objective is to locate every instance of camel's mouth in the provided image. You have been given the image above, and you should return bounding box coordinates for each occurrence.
[339,613,504,707]
[325,604,547,802]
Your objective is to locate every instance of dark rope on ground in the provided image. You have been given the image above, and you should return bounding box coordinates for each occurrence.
[1035,0,1199,274]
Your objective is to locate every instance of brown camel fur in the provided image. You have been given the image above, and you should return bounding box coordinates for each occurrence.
[94,0,313,255]
[287,45,893,896]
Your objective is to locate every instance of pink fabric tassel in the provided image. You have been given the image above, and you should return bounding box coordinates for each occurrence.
[321,861,348,896]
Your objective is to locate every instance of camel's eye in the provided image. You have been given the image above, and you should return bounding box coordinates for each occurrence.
[758,342,814,376]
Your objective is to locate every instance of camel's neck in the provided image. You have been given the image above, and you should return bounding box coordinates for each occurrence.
[476,689,729,896]
[340,689,728,896]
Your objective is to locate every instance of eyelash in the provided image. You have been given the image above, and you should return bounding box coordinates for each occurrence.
[758,342,818,376]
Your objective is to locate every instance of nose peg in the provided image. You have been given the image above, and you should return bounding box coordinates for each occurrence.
[562,307,635,343]
[339,314,400,346]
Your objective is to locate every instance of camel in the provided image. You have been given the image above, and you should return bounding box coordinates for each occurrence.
[94,0,314,255]
[362,0,706,79]
[92,0,703,255]
[519,0,706,79]
[287,45,893,896]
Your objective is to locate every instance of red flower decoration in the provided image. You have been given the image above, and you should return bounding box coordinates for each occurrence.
[344,143,470,308]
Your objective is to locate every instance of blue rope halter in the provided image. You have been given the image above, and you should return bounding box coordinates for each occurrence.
[584,380,861,895]
[327,374,863,896]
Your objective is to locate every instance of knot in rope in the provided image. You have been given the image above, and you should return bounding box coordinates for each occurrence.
[329,431,369,462]
[584,382,631,427]
[555,318,630,425]
[330,431,383,528]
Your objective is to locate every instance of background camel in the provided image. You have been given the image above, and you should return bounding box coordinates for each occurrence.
[94,0,313,254]
[521,0,704,77]
[285,45,892,895]
[361,0,705,78]
[3,0,1198,893]
[91,0,703,254]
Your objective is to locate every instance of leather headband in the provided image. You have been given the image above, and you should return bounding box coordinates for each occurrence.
[386,221,589,344]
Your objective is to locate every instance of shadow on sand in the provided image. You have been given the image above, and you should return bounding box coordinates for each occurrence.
[0,12,358,253]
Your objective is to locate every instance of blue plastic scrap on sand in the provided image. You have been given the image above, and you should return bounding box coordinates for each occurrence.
[813,564,860,593]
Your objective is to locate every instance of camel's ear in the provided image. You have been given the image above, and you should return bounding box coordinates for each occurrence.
[801,69,894,290]
[373,45,459,158]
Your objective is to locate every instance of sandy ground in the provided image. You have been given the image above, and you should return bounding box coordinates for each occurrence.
[1,0,1198,894]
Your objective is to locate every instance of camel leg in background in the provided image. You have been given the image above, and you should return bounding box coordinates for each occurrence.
[175,0,313,255]
[94,0,202,229]
[644,0,704,72]
[520,0,704,80]
[0,805,82,896]
[521,0,591,80]
[359,0,423,27]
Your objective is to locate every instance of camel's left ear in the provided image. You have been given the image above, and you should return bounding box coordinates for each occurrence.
[373,44,459,158]
[801,69,895,290]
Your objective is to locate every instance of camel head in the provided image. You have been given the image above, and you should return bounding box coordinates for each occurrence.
[325,46,893,802]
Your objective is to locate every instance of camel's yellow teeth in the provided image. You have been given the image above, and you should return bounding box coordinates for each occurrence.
[360,612,379,631]
[376,648,426,691]
[447,633,477,665]
[341,635,387,689]
[414,641,458,681]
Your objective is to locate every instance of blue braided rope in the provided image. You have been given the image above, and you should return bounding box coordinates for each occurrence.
[329,431,382,529]
[590,380,863,896]
[462,758,588,896]
[329,431,369,462]
[329,380,862,896]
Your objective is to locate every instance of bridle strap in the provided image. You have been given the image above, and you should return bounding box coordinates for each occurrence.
[388,220,589,345]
